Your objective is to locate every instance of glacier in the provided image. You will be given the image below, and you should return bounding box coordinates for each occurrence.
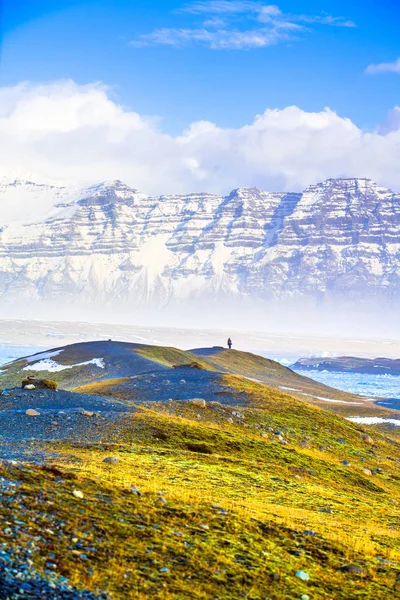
[0,175,399,331]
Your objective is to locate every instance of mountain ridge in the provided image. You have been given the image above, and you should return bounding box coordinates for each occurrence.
[0,176,399,321]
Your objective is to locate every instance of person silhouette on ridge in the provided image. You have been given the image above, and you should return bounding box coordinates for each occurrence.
[227,338,232,350]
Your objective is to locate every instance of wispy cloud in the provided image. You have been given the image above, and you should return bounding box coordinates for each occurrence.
[181,1,266,15]
[366,58,400,75]
[131,26,291,50]
[294,14,356,28]
[130,2,356,50]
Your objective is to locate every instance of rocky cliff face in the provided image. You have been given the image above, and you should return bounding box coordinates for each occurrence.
[0,176,399,317]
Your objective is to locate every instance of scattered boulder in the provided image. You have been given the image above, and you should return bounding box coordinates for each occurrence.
[341,460,351,466]
[362,468,372,476]
[103,457,119,465]
[22,377,58,391]
[362,434,374,444]
[295,570,310,581]
[299,440,311,449]
[188,398,207,409]
[26,409,40,417]
[72,489,84,499]
[339,564,364,574]
[81,411,95,417]
[24,384,36,390]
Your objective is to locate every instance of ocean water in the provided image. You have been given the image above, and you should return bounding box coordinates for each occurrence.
[292,368,400,400]
[0,345,42,367]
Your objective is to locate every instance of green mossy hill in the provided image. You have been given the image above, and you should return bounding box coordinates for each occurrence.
[135,345,213,370]
[2,392,399,600]
[191,348,360,403]
[1,342,400,599]
[0,341,358,407]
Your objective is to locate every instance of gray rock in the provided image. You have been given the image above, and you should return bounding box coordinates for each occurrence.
[339,564,364,574]
[103,457,119,464]
[295,570,310,581]
[362,435,374,444]
[299,440,311,449]
[188,398,207,408]
[25,409,40,417]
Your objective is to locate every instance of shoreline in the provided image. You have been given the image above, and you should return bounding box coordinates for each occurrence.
[0,318,399,359]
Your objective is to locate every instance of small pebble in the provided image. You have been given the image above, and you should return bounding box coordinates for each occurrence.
[26,409,40,417]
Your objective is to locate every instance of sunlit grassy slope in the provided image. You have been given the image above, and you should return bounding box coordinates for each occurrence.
[1,341,400,598]
[1,372,399,598]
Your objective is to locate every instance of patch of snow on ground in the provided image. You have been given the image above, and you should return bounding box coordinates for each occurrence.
[25,350,63,363]
[298,392,361,404]
[347,417,400,426]
[279,386,299,391]
[23,358,105,372]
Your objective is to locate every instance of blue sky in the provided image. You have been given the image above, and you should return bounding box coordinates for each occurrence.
[0,1,399,195]
[1,0,399,134]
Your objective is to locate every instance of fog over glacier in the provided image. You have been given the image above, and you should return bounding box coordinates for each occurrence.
[0,175,399,339]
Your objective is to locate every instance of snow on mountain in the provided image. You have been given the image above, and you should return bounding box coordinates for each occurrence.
[0,176,399,318]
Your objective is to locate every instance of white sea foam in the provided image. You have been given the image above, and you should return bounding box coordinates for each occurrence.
[293,368,400,399]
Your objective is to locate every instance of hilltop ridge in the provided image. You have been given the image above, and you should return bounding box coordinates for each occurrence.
[0,340,361,404]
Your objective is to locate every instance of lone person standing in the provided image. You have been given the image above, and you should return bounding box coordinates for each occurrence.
[227,337,232,350]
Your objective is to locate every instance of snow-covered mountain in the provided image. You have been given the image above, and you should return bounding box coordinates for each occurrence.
[0,176,399,323]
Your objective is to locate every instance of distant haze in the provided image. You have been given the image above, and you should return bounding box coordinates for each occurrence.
[0,176,399,340]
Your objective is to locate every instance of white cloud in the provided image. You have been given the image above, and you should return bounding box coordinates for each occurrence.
[182,1,265,15]
[131,26,291,49]
[366,58,400,75]
[1,80,400,197]
[378,107,400,134]
[131,2,355,50]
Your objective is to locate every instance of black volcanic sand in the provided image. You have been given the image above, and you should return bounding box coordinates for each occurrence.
[100,368,248,406]
[0,388,137,462]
